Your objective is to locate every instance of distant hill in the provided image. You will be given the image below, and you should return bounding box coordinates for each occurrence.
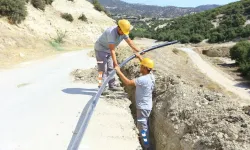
[131,0,250,44]
[94,0,220,18]
[195,4,222,11]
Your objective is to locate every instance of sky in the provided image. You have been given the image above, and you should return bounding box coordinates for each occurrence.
[122,0,239,7]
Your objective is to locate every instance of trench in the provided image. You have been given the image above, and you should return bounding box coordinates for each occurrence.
[115,47,192,150]
[119,65,185,150]
[118,58,250,150]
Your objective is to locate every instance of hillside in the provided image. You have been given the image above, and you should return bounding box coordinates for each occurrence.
[94,0,220,18]
[131,0,250,43]
[0,0,115,67]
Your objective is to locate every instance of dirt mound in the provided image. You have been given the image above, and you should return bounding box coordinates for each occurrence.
[71,68,98,84]
[152,74,250,150]
[116,45,250,150]
[201,47,230,57]
[193,43,235,58]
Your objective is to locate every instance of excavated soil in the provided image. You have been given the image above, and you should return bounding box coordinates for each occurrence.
[116,44,250,150]
[191,42,235,57]
[71,67,98,84]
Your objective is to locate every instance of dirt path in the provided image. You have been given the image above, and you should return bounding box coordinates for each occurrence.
[180,48,250,106]
[0,49,139,150]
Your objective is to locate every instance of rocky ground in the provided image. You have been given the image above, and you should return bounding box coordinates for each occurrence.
[115,41,250,150]
[151,73,250,150]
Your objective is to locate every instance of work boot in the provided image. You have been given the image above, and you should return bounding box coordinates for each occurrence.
[109,86,123,91]
[98,84,108,90]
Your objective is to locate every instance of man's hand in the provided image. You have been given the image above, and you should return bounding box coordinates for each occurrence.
[125,38,141,53]
[113,62,119,68]
[135,52,140,58]
[114,65,136,86]
[115,66,121,73]
[135,52,143,62]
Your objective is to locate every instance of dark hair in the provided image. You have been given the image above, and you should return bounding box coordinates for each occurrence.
[116,25,120,31]
[142,65,152,73]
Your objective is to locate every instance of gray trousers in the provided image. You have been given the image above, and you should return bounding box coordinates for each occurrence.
[137,109,151,149]
[95,50,115,88]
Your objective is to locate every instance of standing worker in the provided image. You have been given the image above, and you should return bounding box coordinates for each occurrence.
[115,54,155,150]
[95,19,141,91]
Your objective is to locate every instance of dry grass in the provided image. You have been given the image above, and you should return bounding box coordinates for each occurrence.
[172,48,188,57]
[205,82,223,92]
[17,83,30,88]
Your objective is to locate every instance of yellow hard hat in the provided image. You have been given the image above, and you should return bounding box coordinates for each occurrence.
[140,58,154,69]
[118,19,131,35]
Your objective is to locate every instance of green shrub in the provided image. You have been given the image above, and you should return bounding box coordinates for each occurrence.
[129,32,135,40]
[78,14,87,22]
[31,0,45,10]
[0,0,28,24]
[53,30,67,43]
[226,28,238,40]
[209,32,225,43]
[220,14,246,28]
[92,0,105,12]
[45,0,53,5]
[241,25,250,38]
[180,35,190,43]
[190,34,204,43]
[239,62,250,76]
[61,13,74,22]
[230,40,250,63]
[29,0,53,5]
[245,6,250,14]
[157,32,166,41]
[230,40,250,77]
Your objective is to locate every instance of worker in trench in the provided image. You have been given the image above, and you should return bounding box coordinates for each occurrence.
[115,54,155,150]
[94,19,141,91]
